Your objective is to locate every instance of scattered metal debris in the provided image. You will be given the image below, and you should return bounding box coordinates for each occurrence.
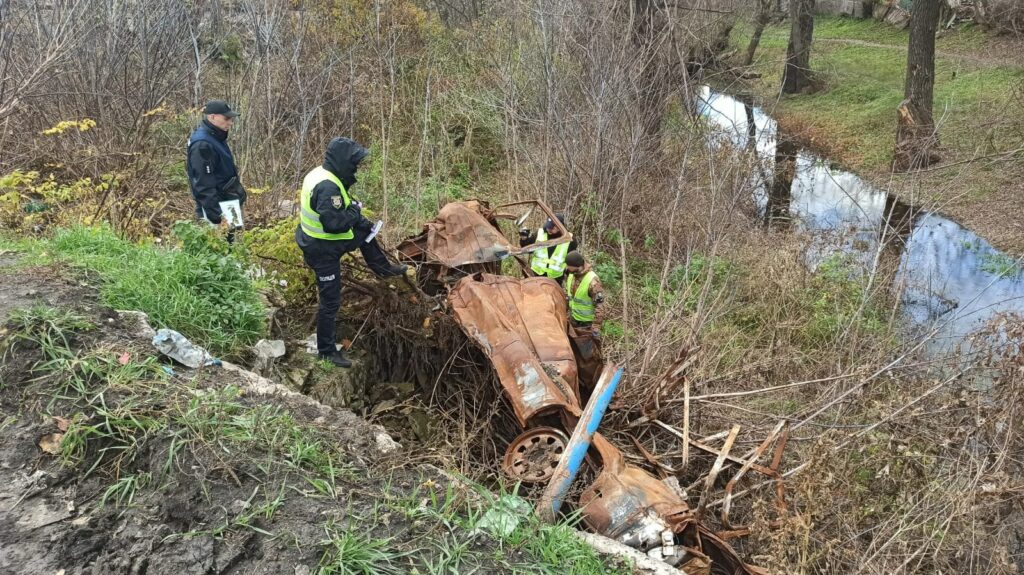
[397,199,572,294]
[388,199,788,573]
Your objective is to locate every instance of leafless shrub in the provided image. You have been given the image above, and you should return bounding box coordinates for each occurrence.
[976,0,1024,36]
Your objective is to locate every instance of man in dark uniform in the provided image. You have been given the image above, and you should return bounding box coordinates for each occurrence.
[296,137,407,368]
[186,100,247,242]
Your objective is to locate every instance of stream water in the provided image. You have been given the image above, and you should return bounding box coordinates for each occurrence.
[699,87,1024,353]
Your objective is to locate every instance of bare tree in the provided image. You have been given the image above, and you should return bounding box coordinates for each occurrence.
[781,0,815,94]
[0,0,90,122]
[743,0,773,67]
[894,0,942,171]
[429,0,488,25]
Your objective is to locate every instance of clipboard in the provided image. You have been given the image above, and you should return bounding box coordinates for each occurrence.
[365,220,383,243]
[218,199,244,228]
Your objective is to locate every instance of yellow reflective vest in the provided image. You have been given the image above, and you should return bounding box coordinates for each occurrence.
[299,166,354,240]
[530,228,570,278]
[566,270,597,323]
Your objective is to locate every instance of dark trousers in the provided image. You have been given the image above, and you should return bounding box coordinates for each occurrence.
[301,230,391,355]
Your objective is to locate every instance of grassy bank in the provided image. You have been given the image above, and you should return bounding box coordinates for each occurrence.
[0,302,628,574]
[1,224,267,355]
[728,16,1024,253]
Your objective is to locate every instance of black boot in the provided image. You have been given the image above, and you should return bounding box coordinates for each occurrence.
[377,263,408,278]
[318,350,352,368]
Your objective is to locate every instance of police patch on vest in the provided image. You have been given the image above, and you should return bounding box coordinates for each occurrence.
[332,196,342,209]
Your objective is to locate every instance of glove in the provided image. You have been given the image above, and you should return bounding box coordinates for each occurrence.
[223,177,247,203]
[355,216,373,233]
[519,228,530,239]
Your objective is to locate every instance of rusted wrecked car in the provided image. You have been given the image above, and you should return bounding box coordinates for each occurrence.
[397,201,767,574]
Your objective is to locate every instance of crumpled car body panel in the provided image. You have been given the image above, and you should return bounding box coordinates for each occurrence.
[398,200,514,268]
[449,273,580,425]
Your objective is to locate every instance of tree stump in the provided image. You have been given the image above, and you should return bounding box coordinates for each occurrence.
[894,99,941,171]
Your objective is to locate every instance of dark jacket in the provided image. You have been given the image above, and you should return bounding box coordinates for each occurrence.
[296,137,373,253]
[187,120,245,223]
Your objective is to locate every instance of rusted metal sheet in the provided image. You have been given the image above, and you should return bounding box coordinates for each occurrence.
[580,435,692,554]
[397,199,572,270]
[449,273,580,425]
[397,200,512,268]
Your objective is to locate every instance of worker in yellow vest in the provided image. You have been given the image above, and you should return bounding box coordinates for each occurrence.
[519,213,576,283]
[564,250,606,398]
[564,251,605,333]
[296,137,407,368]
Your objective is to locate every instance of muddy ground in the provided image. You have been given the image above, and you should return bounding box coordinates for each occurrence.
[0,257,627,574]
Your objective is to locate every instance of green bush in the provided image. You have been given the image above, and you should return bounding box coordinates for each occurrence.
[50,223,266,355]
[243,217,314,305]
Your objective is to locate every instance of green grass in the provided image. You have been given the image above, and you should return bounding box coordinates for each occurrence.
[376,480,632,574]
[46,223,265,355]
[979,252,1023,277]
[4,302,631,574]
[4,307,353,503]
[317,528,404,575]
[810,16,908,44]
[731,16,1024,172]
[4,305,93,364]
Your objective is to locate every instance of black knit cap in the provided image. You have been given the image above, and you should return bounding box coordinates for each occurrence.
[566,251,585,268]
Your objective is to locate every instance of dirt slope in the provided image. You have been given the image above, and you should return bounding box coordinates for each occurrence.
[0,252,635,575]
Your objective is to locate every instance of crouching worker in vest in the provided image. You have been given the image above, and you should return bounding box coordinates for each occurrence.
[564,251,606,400]
[520,213,576,284]
[296,137,407,368]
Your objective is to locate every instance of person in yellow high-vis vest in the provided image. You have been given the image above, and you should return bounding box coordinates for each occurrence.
[564,251,605,332]
[296,137,407,368]
[519,213,576,284]
[563,250,606,398]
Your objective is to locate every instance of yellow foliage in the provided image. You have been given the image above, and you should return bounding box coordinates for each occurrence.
[244,216,314,304]
[142,103,169,117]
[0,169,121,231]
[41,118,97,136]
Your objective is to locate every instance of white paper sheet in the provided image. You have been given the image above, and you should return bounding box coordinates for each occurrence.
[218,199,244,228]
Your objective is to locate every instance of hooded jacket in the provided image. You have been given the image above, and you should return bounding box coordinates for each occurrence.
[296,137,372,250]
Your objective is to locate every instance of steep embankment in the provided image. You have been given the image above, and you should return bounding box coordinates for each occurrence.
[0,253,633,575]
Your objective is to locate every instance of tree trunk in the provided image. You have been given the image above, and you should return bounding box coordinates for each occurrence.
[743,0,773,67]
[782,0,816,94]
[632,0,674,147]
[894,0,942,171]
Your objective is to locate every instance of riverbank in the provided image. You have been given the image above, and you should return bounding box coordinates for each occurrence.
[726,16,1024,255]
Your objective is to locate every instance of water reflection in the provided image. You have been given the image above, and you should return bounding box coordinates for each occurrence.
[698,86,1024,352]
[766,135,797,229]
